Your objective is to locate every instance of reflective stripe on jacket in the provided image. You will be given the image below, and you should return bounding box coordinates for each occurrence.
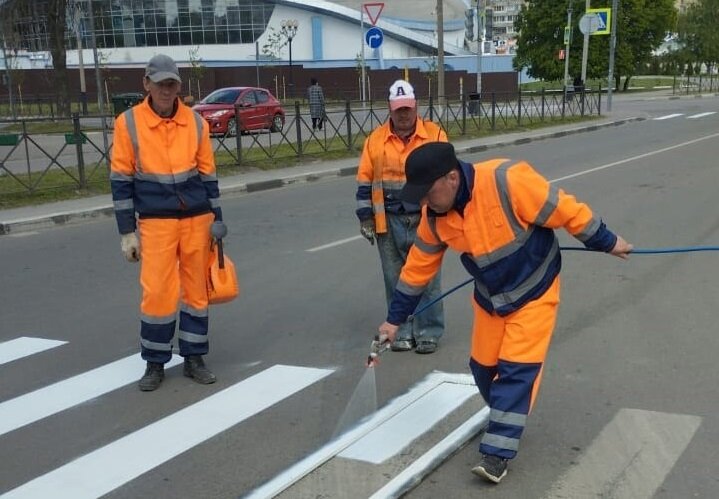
[388,158,617,321]
[355,118,447,233]
[110,97,221,234]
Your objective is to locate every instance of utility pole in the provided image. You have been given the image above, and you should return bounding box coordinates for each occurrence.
[437,0,444,112]
[562,3,573,103]
[86,1,104,115]
[606,0,618,111]
[359,9,366,103]
[580,0,590,85]
[74,2,87,114]
[476,0,484,95]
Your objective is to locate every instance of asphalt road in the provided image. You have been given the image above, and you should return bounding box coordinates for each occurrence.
[1,95,718,498]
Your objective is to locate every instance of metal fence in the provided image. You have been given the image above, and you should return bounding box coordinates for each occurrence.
[0,90,601,197]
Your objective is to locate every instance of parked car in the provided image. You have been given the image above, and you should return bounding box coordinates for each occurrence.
[192,87,285,136]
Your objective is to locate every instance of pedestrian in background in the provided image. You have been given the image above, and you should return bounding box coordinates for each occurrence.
[356,79,446,354]
[308,77,325,131]
[110,54,227,391]
[378,141,632,484]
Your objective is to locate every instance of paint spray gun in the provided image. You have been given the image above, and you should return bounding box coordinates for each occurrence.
[366,334,390,368]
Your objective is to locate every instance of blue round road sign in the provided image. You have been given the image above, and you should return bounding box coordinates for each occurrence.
[365,27,384,49]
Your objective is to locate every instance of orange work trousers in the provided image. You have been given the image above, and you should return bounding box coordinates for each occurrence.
[138,213,213,364]
[469,276,560,459]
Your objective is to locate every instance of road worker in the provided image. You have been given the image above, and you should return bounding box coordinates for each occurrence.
[378,142,633,483]
[355,80,447,354]
[111,54,225,391]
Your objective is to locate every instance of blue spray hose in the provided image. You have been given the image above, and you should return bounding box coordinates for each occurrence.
[407,245,719,320]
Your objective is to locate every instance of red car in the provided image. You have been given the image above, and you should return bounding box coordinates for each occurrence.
[192,87,285,136]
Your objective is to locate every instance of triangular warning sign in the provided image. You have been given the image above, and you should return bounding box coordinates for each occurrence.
[363,2,384,26]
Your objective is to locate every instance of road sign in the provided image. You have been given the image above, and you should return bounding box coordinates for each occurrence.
[365,27,384,49]
[363,2,384,26]
[579,13,602,35]
[563,26,571,45]
[586,8,611,36]
[559,49,565,60]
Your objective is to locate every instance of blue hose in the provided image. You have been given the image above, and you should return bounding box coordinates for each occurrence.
[408,245,719,319]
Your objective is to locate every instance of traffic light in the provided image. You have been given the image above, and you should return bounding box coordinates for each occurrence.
[465,9,475,41]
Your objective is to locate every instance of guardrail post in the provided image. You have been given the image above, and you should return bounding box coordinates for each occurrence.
[561,89,566,118]
[345,100,352,151]
[234,104,242,165]
[428,95,434,121]
[541,88,546,121]
[461,94,466,135]
[72,113,87,189]
[597,88,602,116]
[22,120,32,183]
[295,101,303,157]
[580,89,585,116]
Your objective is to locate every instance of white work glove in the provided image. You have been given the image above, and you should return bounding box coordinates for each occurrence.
[360,219,376,245]
[120,232,140,262]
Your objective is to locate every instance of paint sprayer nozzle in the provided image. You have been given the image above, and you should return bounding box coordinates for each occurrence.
[366,334,390,367]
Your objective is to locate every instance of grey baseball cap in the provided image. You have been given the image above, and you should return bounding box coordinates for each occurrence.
[145,54,181,83]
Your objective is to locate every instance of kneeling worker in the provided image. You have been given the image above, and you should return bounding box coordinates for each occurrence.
[378,142,633,483]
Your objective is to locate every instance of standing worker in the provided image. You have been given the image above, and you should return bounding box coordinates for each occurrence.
[356,80,447,354]
[378,142,633,483]
[307,77,325,131]
[111,54,226,392]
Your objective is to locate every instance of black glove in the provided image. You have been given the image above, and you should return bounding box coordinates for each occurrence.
[211,221,228,240]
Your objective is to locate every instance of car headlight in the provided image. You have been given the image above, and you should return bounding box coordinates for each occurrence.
[206,110,232,118]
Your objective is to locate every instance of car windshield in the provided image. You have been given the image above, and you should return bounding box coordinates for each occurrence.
[202,89,241,104]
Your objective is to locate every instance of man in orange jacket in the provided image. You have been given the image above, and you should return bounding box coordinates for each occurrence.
[111,54,224,391]
[378,142,632,483]
[355,80,447,354]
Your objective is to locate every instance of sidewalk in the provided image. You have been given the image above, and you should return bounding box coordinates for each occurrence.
[0,110,646,236]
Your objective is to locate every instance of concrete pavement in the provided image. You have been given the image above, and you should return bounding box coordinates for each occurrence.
[0,110,648,236]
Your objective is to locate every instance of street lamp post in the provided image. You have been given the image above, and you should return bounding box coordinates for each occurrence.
[280,19,298,97]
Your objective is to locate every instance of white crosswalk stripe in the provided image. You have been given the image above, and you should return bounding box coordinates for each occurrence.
[687,111,717,119]
[0,337,66,365]
[653,113,684,120]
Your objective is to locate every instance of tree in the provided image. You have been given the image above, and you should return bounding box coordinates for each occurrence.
[514,0,676,91]
[677,0,719,79]
[188,46,206,102]
[262,27,287,61]
[47,0,70,116]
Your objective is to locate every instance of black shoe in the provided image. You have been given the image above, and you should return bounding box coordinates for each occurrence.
[415,340,438,354]
[183,355,217,384]
[138,362,164,391]
[471,453,508,484]
[390,338,416,351]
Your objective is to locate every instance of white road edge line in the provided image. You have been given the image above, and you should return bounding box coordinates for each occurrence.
[0,354,183,437]
[308,131,719,251]
[544,408,701,499]
[2,364,334,499]
[243,372,477,499]
[0,337,67,365]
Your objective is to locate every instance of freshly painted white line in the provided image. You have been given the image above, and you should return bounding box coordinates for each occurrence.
[368,406,490,499]
[687,112,716,119]
[7,231,40,238]
[338,382,478,463]
[544,408,701,499]
[0,337,67,365]
[3,365,333,499]
[551,131,719,183]
[0,355,183,437]
[653,113,684,120]
[306,235,363,252]
[244,372,478,499]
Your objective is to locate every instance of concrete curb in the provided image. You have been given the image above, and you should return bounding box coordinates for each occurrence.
[0,117,643,236]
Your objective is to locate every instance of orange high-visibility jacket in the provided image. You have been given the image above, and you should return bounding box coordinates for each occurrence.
[110,97,221,235]
[355,118,447,233]
[387,158,617,321]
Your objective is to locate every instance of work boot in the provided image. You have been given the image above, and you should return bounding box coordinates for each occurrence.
[138,362,164,392]
[415,340,438,354]
[390,338,416,352]
[471,453,508,484]
[183,355,217,384]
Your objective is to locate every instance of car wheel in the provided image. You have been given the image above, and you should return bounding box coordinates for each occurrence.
[227,118,238,137]
[270,114,284,133]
